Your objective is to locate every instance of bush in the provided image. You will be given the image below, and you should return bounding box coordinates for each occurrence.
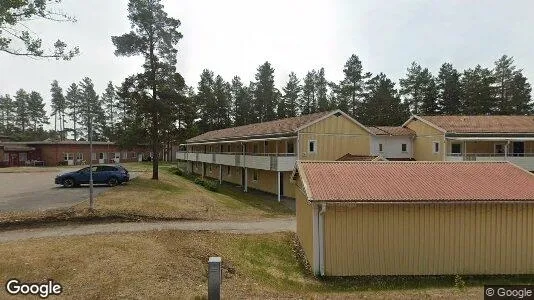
[171,168,219,192]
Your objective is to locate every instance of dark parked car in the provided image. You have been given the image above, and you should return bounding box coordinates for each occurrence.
[55,165,129,188]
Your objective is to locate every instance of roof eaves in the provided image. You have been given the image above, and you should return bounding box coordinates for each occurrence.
[296,110,374,135]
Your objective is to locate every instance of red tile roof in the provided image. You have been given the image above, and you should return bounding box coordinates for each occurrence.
[368,126,415,136]
[296,161,534,202]
[417,115,534,133]
[187,111,334,143]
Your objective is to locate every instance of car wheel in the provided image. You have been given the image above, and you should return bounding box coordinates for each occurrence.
[62,178,75,188]
[107,177,119,187]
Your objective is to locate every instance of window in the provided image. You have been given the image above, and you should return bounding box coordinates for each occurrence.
[451,143,462,155]
[132,152,137,158]
[76,153,84,160]
[64,153,74,161]
[401,144,407,152]
[19,152,27,161]
[378,144,383,152]
[308,140,317,153]
[433,142,440,154]
[91,153,96,160]
[287,141,294,154]
[3,153,8,162]
[253,170,259,181]
[495,144,505,155]
[99,152,105,159]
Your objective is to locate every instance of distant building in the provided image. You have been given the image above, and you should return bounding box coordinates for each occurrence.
[0,140,151,167]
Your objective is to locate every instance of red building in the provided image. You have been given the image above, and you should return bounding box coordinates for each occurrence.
[0,139,151,167]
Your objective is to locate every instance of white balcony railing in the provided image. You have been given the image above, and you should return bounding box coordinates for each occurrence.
[176,152,296,171]
[445,153,534,171]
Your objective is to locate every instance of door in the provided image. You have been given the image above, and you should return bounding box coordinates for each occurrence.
[114,152,120,163]
[9,153,19,166]
[138,153,143,162]
[98,152,106,164]
[513,142,525,157]
[279,172,284,196]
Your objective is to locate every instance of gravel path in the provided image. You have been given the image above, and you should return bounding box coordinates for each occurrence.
[0,218,296,243]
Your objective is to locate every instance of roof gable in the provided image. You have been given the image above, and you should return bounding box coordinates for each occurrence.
[295,161,534,203]
[367,126,415,136]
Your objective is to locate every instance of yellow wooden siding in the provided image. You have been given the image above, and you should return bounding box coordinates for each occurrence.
[299,114,371,160]
[296,185,314,265]
[405,119,445,161]
[323,203,534,276]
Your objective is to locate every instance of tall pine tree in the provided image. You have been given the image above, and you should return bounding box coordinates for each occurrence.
[340,54,369,118]
[65,83,81,140]
[315,67,329,112]
[27,91,48,131]
[461,65,495,115]
[360,73,409,126]
[436,63,462,115]
[280,72,301,118]
[253,61,277,122]
[300,70,317,115]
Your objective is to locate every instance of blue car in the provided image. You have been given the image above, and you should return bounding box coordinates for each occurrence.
[55,165,130,188]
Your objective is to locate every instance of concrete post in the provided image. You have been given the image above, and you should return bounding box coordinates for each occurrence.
[277,171,281,202]
[208,257,221,300]
[244,167,248,192]
[219,164,222,184]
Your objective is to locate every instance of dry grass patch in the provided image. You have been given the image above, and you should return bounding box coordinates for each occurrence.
[71,169,292,221]
[0,231,522,299]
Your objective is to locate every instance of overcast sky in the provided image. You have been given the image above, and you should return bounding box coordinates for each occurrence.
[1,0,534,118]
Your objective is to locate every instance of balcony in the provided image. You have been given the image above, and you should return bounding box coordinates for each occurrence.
[176,151,296,172]
[445,153,534,171]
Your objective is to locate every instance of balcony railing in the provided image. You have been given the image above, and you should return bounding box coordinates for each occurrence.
[445,153,534,171]
[176,151,296,171]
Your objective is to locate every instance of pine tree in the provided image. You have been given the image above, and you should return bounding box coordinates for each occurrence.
[14,89,29,133]
[316,67,329,112]
[0,95,15,134]
[436,63,462,115]
[65,83,81,140]
[112,0,183,180]
[196,69,216,132]
[231,76,253,126]
[340,54,369,118]
[213,75,231,129]
[399,62,425,114]
[493,55,516,114]
[461,65,495,115]
[102,81,117,140]
[50,80,66,139]
[329,82,347,112]
[27,91,49,131]
[419,69,439,115]
[360,73,409,126]
[78,77,105,140]
[300,70,317,115]
[280,72,301,118]
[509,72,533,114]
[253,61,277,122]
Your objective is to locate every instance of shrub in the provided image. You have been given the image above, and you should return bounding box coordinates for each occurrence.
[171,168,219,192]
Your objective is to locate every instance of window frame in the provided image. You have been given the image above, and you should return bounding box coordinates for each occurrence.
[433,141,440,154]
[401,143,407,152]
[451,143,462,155]
[253,170,259,182]
[378,143,384,152]
[308,140,317,154]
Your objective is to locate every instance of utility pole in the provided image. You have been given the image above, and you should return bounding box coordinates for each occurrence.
[88,95,94,210]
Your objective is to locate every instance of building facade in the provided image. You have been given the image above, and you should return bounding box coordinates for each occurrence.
[177,110,412,199]
[404,115,534,170]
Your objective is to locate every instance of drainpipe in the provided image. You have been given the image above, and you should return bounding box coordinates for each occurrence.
[318,203,326,276]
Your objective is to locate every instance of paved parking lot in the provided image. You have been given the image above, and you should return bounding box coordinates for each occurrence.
[0,170,133,212]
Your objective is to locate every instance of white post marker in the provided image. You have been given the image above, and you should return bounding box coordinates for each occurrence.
[208,257,222,300]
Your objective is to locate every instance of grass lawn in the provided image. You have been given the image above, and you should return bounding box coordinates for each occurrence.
[0,162,293,226]
[1,231,531,299]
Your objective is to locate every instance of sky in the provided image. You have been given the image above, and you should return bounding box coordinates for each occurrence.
[1,0,534,121]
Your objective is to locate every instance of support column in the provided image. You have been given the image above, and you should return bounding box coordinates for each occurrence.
[202,162,205,178]
[219,164,222,184]
[244,167,248,192]
[277,171,281,202]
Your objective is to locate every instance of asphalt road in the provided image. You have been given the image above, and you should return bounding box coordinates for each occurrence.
[0,170,134,213]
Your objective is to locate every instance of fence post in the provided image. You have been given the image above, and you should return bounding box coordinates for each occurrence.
[208,257,222,300]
